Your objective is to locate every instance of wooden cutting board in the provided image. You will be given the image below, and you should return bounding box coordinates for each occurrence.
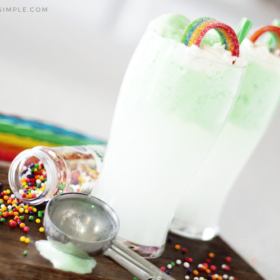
[0,164,264,280]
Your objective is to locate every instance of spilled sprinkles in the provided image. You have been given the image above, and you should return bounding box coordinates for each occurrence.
[0,185,45,256]
[154,237,239,280]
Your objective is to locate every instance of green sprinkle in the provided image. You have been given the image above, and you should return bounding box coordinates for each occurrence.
[19,216,24,221]
[133,278,138,280]
[23,250,28,256]
[0,211,2,216]
[0,218,5,222]
[0,201,3,205]
[171,262,175,267]
[38,214,42,218]
[29,216,34,221]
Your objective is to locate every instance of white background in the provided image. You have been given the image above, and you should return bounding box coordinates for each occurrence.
[0,0,279,278]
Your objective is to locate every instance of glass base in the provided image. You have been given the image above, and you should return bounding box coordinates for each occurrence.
[117,237,165,259]
[170,218,219,241]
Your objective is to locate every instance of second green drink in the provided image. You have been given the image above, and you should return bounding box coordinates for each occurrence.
[171,24,280,240]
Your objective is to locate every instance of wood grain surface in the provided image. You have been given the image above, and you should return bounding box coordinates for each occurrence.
[0,165,264,280]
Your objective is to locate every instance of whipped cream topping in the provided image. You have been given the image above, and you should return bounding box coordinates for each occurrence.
[241,38,280,65]
[186,42,246,67]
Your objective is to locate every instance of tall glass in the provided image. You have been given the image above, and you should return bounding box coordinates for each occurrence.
[171,52,280,241]
[92,27,245,258]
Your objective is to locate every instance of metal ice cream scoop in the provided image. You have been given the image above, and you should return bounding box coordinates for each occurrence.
[44,193,175,280]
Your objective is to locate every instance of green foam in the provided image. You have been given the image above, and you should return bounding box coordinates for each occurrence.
[148,14,191,43]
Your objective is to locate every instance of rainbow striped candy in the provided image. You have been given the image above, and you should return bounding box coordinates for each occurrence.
[248,25,280,53]
[182,17,240,57]
[0,113,105,162]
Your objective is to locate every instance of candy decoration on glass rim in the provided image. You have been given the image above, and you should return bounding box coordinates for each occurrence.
[248,25,280,53]
[181,17,240,58]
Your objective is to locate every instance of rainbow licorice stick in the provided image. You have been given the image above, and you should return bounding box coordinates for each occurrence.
[182,17,240,57]
[248,25,280,53]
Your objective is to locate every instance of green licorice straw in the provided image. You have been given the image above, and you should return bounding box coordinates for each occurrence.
[236,17,253,44]
[264,19,280,49]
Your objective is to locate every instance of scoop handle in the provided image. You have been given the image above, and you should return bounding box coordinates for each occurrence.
[105,239,176,280]
[106,246,154,280]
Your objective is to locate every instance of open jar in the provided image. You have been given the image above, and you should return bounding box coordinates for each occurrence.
[8,145,105,205]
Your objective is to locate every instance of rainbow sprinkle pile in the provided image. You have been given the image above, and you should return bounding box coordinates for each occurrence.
[20,162,47,199]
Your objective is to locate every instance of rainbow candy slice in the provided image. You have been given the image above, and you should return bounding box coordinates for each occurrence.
[248,25,280,53]
[182,17,240,57]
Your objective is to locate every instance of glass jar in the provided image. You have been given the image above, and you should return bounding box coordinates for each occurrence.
[9,145,105,205]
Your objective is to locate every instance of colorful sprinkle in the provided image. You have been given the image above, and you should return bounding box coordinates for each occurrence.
[174,244,181,250]
[210,265,216,271]
[225,257,232,263]
[23,226,29,232]
[20,236,26,242]
[224,265,230,271]
[19,223,26,228]
[176,259,182,265]
[167,264,172,269]
[193,270,199,276]
[182,248,187,253]
[23,250,28,256]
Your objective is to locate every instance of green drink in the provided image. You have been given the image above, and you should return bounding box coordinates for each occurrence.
[171,37,280,240]
[93,14,245,257]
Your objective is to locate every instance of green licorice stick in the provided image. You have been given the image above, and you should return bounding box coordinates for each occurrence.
[264,19,280,49]
[236,17,253,44]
